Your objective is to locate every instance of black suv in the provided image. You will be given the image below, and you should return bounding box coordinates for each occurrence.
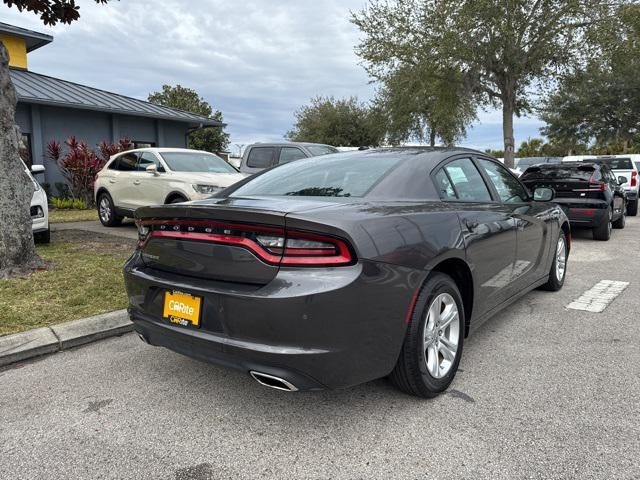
[520,162,627,241]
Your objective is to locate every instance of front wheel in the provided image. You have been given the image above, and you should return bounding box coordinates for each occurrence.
[628,200,638,216]
[389,273,464,398]
[98,193,122,227]
[539,230,567,291]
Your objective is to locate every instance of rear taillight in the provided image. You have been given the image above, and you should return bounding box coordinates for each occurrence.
[137,219,354,266]
[631,171,637,188]
[588,172,608,192]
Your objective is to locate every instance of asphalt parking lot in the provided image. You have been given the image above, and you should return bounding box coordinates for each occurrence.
[2,220,639,480]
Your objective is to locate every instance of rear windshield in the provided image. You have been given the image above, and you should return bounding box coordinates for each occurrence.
[160,152,237,173]
[307,145,339,156]
[231,154,401,198]
[584,158,633,169]
[521,165,595,181]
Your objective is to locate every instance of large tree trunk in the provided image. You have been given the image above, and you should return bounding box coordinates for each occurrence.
[502,99,515,169]
[0,43,44,278]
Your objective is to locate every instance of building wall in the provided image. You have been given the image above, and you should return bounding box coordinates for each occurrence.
[15,103,190,186]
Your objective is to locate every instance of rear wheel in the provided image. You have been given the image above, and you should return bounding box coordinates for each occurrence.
[612,206,626,229]
[389,273,464,398]
[98,193,122,227]
[628,200,638,216]
[592,207,612,241]
[540,230,567,291]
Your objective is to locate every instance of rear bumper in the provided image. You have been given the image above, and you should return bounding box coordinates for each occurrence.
[124,252,423,390]
[553,199,609,227]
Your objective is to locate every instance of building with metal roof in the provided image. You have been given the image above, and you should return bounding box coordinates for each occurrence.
[1,22,223,187]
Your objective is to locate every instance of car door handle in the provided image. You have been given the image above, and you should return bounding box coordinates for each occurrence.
[108,178,116,184]
[133,180,141,185]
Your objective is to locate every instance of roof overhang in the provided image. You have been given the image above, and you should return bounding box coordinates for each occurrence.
[0,23,52,52]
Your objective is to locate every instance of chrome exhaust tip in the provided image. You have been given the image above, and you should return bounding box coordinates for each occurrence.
[249,371,298,392]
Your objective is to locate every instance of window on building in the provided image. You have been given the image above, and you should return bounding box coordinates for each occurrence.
[133,141,156,149]
[19,133,32,167]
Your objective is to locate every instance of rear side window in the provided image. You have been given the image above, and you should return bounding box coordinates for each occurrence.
[440,158,492,202]
[585,158,633,169]
[247,147,275,168]
[278,147,306,164]
[433,169,456,200]
[115,152,139,171]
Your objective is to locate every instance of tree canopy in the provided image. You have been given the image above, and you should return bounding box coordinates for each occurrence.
[286,96,384,147]
[2,0,109,25]
[148,84,230,153]
[541,4,640,153]
[352,0,623,167]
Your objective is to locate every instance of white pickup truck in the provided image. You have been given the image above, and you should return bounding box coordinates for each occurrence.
[563,155,639,216]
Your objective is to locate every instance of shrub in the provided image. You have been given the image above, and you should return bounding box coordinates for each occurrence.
[50,197,88,210]
[47,137,131,207]
[54,181,71,199]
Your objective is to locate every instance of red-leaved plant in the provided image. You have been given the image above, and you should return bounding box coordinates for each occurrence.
[46,137,132,207]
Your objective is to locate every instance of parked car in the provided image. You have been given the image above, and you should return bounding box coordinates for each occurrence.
[124,148,570,398]
[520,162,627,241]
[94,148,245,227]
[578,156,638,216]
[239,142,339,175]
[24,161,49,243]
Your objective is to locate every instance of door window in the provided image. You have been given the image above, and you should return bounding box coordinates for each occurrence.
[440,158,492,202]
[137,152,165,172]
[433,169,457,200]
[115,152,139,171]
[278,147,306,164]
[246,147,275,168]
[478,159,528,203]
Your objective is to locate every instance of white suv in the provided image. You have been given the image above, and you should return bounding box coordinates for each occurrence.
[25,162,49,243]
[94,148,245,227]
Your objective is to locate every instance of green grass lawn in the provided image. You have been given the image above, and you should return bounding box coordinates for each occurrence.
[0,230,136,336]
[49,209,98,223]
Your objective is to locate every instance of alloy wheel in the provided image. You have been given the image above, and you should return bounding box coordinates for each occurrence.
[423,293,460,379]
[555,236,566,281]
[99,197,111,223]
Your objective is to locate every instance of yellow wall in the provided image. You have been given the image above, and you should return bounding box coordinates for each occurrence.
[0,34,28,69]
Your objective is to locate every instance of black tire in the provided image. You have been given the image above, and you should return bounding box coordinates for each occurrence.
[97,193,122,227]
[592,207,612,241]
[539,230,567,292]
[389,273,465,398]
[34,228,50,244]
[168,196,187,204]
[612,207,626,229]
[628,200,638,217]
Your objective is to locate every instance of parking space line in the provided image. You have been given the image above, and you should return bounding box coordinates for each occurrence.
[566,280,629,313]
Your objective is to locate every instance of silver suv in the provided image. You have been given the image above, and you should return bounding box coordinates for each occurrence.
[239,142,338,175]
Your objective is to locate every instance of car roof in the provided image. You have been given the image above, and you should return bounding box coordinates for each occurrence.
[246,142,334,148]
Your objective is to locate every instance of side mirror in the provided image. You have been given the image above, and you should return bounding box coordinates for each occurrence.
[31,164,46,174]
[533,187,555,202]
[146,164,159,176]
[617,176,628,185]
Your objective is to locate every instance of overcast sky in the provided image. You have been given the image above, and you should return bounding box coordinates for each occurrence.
[2,0,544,154]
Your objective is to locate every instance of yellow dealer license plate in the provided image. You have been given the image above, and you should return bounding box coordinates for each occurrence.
[163,291,201,327]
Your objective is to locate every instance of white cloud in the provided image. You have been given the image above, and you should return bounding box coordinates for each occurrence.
[1,0,544,148]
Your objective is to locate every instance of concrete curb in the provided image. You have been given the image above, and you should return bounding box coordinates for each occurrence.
[0,310,132,367]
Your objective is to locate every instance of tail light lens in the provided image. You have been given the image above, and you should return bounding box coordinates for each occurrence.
[588,172,608,192]
[631,171,637,188]
[137,219,354,266]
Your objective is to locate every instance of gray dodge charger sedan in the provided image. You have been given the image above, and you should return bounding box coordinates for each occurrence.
[124,148,570,397]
